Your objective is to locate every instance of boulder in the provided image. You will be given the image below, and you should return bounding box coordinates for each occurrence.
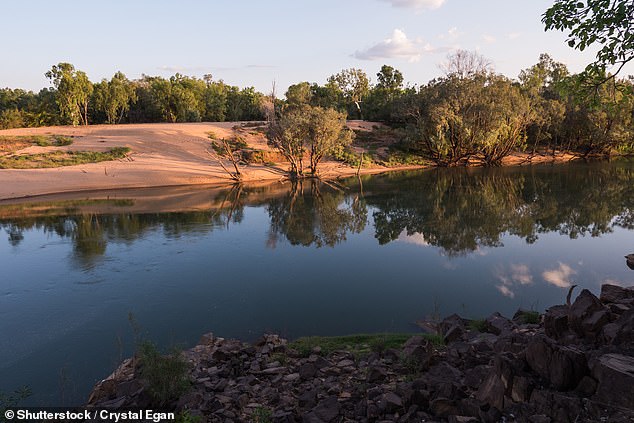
[543,305,569,340]
[568,289,605,337]
[600,284,634,304]
[591,353,634,410]
[485,312,516,336]
[525,336,588,390]
[401,336,434,370]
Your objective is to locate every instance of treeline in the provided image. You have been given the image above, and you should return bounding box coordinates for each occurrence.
[2,52,633,165]
[0,64,265,129]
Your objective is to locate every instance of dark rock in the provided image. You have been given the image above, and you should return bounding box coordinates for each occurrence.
[600,284,634,303]
[444,324,464,344]
[580,309,611,336]
[299,363,317,380]
[574,375,597,397]
[591,353,634,410]
[448,416,478,423]
[310,396,340,422]
[511,376,533,402]
[367,365,387,383]
[463,365,492,389]
[569,289,605,336]
[429,397,461,418]
[440,313,466,335]
[476,372,506,410]
[525,336,588,390]
[378,392,403,413]
[543,305,569,340]
[485,312,516,336]
[401,336,433,370]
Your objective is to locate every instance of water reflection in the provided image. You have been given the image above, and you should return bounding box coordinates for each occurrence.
[363,162,634,256]
[266,180,366,248]
[2,160,634,260]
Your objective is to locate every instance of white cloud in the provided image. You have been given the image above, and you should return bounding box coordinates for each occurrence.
[542,262,576,288]
[397,231,430,246]
[379,0,447,10]
[507,32,521,40]
[510,264,533,285]
[482,34,496,44]
[496,284,515,298]
[353,29,445,62]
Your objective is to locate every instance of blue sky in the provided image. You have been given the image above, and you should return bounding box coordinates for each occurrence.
[0,0,626,95]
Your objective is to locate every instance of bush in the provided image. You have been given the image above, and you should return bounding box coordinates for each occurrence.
[137,341,191,406]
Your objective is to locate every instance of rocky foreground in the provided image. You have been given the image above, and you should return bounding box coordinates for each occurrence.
[87,284,634,422]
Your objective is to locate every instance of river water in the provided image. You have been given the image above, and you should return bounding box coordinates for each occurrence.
[1,160,633,405]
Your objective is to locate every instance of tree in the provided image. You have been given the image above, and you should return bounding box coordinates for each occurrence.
[285,82,313,108]
[376,65,404,92]
[543,0,634,78]
[94,71,137,124]
[440,50,493,79]
[267,105,353,177]
[267,108,309,177]
[327,68,370,119]
[306,107,353,174]
[46,63,93,126]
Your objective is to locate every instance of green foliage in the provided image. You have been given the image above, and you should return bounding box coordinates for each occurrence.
[327,68,370,119]
[0,147,130,169]
[543,0,634,78]
[94,72,137,124]
[515,310,541,324]
[0,386,32,421]
[46,63,93,126]
[267,105,352,176]
[137,340,190,406]
[253,407,273,423]
[467,319,488,332]
[288,333,425,358]
[174,410,201,423]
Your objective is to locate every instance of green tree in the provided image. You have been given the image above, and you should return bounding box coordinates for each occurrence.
[306,107,353,174]
[543,0,634,78]
[94,71,137,124]
[327,68,370,119]
[285,82,313,108]
[45,63,93,126]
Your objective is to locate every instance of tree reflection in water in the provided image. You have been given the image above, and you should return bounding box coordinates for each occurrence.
[2,160,634,262]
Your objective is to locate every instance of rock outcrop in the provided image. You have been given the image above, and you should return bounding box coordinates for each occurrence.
[87,284,634,422]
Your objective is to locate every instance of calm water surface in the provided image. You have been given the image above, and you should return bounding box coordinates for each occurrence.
[1,160,634,405]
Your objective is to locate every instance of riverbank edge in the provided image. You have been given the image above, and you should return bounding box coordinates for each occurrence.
[0,150,592,202]
[87,284,634,422]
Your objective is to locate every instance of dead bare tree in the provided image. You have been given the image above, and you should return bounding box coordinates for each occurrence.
[206,136,243,182]
[440,50,494,78]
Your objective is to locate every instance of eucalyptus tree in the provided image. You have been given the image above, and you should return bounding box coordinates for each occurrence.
[45,63,93,126]
[543,0,634,79]
[94,71,137,124]
[327,68,370,119]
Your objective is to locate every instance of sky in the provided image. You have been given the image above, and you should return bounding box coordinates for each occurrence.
[1,0,629,95]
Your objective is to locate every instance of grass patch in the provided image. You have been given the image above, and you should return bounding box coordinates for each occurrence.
[253,406,273,423]
[137,340,191,406]
[467,319,488,333]
[0,147,130,169]
[288,333,439,358]
[0,135,73,153]
[514,310,540,324]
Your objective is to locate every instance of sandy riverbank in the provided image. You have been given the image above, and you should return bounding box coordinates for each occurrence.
[0,122,578,201]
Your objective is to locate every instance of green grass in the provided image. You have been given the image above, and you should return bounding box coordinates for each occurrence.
[0,147,130,169]
[0,134,73,152]
[514,310,540,324]
[288,333,442,358]
[137,341,191,406]
[467,319,488,332]
[253,407,273,423]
